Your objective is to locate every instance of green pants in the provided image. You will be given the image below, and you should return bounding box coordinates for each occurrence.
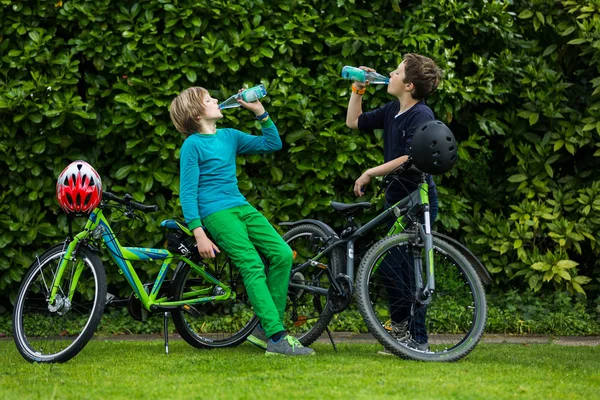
[203,205,293,337]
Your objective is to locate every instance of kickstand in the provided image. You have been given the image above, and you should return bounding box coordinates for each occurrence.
[325,326,337,352]
[163,312,170,355]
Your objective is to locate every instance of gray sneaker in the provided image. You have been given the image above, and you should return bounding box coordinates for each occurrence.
[265,335,316,357]
[247,324,268,350]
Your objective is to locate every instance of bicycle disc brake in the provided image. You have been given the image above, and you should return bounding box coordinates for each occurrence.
[327,274,353,313]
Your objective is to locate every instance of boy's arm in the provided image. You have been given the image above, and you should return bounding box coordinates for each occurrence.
[346,66,378,129]
[346,89,364,129]
[179,140,203,231]
[180,141,221,258]
[234,117,282,154]
[353,156,409,197]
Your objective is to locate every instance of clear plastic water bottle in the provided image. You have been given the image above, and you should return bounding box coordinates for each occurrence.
[341,66,389,84]
[218,84,267,110]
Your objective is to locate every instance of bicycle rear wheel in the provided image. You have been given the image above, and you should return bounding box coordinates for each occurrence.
[13,243,106,363]
[356,234,486,362]
[170,252,259,349]
[282,224,343,346]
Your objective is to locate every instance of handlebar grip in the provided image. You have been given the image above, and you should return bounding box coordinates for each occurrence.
[132,203,159,212]
[102,191,127,205]
[102,191,158,212]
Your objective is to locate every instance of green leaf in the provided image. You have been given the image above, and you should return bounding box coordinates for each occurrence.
[32,142,46,154]
[508,174,528,183]
[115,165,134,180]
[186,70,197,83]
[556,260,578,269]
[259,47,274,58]
[270,166,283,183]
[573,276,591,285]
[529,113,539,126]
[518,10,533,19]
[557,269,571,281]
[531,262,549,271]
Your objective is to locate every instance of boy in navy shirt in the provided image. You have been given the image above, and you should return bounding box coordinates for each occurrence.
[346,53,443,352]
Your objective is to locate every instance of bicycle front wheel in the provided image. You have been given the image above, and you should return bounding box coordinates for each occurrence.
[356,234,486,362]
[12,243,107,363]
[170,252,259,349]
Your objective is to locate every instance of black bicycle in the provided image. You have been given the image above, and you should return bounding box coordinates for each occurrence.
[280,160,490,361]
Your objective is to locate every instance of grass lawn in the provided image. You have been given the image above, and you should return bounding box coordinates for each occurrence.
[0,340,599,399]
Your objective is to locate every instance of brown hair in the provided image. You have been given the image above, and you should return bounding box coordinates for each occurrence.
[402,53,443,100]
[169,87,209,135]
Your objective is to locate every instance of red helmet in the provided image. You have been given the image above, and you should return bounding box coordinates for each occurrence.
[56,160,103,214]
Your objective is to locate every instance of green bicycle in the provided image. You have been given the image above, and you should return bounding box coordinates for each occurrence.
[12,191,258,363]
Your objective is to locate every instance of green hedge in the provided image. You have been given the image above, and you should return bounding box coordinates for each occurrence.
[0,0,599,317]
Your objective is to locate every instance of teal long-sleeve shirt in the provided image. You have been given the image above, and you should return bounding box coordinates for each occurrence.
[179,118,281,231]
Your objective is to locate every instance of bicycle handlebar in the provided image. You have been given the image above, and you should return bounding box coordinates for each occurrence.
[102,191,158,213]
[377,158,425,197]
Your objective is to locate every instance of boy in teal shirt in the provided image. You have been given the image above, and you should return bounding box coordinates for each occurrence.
[170,86,314,356]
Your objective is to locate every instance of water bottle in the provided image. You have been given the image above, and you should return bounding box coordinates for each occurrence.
[218,84,267,110]
[341,66,389,84]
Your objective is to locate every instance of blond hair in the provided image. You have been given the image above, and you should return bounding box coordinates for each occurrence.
[402,53,443,100]
[169,87,209,135]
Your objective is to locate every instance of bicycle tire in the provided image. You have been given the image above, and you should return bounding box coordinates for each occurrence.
[13,243,107,363]
[356,233,486,362]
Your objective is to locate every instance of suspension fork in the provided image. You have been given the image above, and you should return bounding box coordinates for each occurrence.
[417,204,435,299]
[49,231,90,303]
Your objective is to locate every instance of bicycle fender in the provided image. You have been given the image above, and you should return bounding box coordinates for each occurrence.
[432,232,492,285]
[279,219,339,239]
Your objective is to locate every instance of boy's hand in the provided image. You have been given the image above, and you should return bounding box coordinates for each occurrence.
[193,228,220,259]
[237,88,266,117]
[354,66,376,89]
[354,171,372,197]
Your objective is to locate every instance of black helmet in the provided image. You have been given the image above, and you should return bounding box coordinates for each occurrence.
[410,120,457,175]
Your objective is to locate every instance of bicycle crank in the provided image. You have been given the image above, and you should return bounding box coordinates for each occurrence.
[327,274,353,313]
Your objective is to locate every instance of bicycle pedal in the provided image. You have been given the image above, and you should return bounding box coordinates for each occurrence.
[182,304,201,318]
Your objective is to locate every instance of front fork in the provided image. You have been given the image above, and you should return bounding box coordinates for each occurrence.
[386,204,435,304]
[49,230,90,305]
[416,205,435,301]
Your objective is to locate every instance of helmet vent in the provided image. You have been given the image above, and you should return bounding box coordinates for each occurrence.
[429,140,438,148]
[449,146,455,151]
[432,151,440,157]
[446,136,453,142]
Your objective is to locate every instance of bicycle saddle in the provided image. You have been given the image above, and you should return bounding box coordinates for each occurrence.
[160,219,188,230]
[330,201,372,216]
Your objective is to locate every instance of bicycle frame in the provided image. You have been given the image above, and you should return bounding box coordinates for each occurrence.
[288,178,436,299]
[49,206,234,311]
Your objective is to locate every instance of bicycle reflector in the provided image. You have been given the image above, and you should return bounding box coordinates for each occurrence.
[56,160,103,215]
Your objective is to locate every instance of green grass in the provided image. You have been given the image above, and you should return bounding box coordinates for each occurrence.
[1,340,599,400]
